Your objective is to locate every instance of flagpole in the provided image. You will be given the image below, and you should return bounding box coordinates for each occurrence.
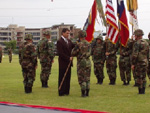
[131,11,134,35]
[59,61,72,90]
[118,21,122,56]
[106,24,108,53]
[132,24,134,35]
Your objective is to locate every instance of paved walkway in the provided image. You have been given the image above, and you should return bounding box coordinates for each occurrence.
[0,105,79,113]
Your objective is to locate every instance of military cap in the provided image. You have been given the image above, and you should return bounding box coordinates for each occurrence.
[96,35,103,41]
[134,29,144,36]
[42,30,51,35]
[24,34,33,40]
[78,30,87,38]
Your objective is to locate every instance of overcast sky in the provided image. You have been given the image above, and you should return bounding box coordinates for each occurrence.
[0,0,149,38]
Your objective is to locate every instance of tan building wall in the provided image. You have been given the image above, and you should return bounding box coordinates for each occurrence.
[0,24,18,48]
[51,23,81,42]
[25,28,42,46]
[16,26,25,47]
[0,23,81,48]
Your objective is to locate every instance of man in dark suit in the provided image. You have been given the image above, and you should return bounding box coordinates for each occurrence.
[57,28,75,96]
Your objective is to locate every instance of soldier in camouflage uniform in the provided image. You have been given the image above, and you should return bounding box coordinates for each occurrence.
[131,29,149,94]
[8,47,12,63]
[130,36,138,87]
[19,34,37,93]
[147,33,150,86]
[105,36,117,85]
[0,46,2,63]
[119,39,133,85]
[36,30,55,88]
[92,35,105,84]
[71,30,91,97]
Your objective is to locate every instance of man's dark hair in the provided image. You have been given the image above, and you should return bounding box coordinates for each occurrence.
[61,28,70,34]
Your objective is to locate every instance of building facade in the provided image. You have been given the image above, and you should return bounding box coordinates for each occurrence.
[50,23,80,43]
[25,28,42,46]
[0,23,80,49]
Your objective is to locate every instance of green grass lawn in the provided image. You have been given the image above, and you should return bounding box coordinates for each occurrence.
[0,55,150,113]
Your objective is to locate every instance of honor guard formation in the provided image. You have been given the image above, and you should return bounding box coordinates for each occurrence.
[1,28,150,97]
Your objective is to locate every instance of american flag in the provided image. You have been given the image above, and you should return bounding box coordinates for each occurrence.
[105,0,119,44]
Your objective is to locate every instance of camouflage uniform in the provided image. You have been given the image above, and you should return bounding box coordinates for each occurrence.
[129,38,138,86]
[36,31,55,88]
[71,30,91,97]
[147,34,150,85]
[0,46,2,63]
[105,38,117,85]
[19,34,37,93]
[119,39,133,85]
[70,37,78,45]
[8,48,12,63]
[92,35,105,84]
[131,29,149,94]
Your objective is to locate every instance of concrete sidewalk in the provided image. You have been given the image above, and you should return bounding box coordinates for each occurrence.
[0,105,79,113]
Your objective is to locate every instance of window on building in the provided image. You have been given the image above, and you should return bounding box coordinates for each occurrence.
[17,37,23,41]
[51,36,57,40]
[33,37,40,40]
[0,37,9,41]
[70,33,73,37]
[70,26,73,31]
[33,42,38,45]
[0,32,9,36]
[17,32,23,37]
[0,42,5,46]
[51,32,57,35]
[25,32,40,36]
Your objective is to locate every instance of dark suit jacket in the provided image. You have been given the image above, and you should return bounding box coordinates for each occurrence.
[57,37,75,69]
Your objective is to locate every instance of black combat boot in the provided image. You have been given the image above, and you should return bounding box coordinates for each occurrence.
[111,78,116,85]
[42,81,45,87]
[25,86,28,93]
[96,76,100,84]
[81,90,86,97]
[28,87,32,93]
[133,81,138,87]
[99,78,103,84]
[45,81,48,88]
[25,86,30,93]
[138,87,142,94]
[31,87,32,93]
[142,87,145,94]
[109,79,113,85]
[97,78,100,84]
[86,89,89,96]
[42,81,44,87]
[123,81,127,85]
[126,81,130,85]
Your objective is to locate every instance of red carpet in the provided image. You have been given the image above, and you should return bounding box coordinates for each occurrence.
[0,102,108,113]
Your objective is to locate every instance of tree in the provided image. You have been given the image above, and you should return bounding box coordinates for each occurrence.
[4,40,17,51]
